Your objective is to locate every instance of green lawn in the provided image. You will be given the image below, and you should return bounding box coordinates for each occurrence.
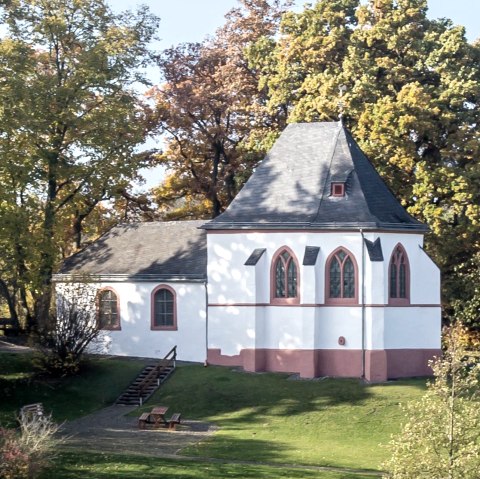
[138,365,427,471]
[1,353,426,476]
[0,352,150,426]
[40,452,378,479]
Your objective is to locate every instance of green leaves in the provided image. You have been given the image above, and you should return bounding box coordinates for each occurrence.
[0,0,159,326]
[250,0,480,325]
[384,325,480,479]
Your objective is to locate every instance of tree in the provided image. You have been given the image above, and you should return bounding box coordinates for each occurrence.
[383,324,480,479]
[34,281,105,376]
[248,0,480,324]
[0,0,159,327]
[151,0,290,219]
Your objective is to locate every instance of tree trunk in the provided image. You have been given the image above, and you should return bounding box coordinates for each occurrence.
[0,278,20,329]
[210,142,222,218]
[36,150,59,329]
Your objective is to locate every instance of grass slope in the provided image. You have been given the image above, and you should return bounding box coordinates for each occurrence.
[1,353,426,475]
[0,352,149,426]
[41,453,378,479]
[140,365,426,471]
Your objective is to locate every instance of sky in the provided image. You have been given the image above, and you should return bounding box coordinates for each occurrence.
[109,0,479,52]
[106,0,480,189]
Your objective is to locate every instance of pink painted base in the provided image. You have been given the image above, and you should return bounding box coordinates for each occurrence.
[207,348,441,381]
[386,349,442,378]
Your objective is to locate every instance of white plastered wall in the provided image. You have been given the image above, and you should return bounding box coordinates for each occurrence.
[57,281,207,362]
[207,230,441,355]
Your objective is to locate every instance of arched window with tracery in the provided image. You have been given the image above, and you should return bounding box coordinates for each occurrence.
[97,288,120,330]
[271,247,300,304]
[389,244,410,305]
[151,285,177,330]
[326,247,358,304]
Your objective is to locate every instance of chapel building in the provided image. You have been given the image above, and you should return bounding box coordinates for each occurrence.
[56,122,441,381]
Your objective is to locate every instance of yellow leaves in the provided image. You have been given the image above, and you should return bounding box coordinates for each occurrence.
[384,323,480,479]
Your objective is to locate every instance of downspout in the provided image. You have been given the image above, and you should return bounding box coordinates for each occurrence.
[360,229,366,380]
[204,281,209,367]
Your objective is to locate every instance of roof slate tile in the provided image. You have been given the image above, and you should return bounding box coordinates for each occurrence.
[203,122,426,231]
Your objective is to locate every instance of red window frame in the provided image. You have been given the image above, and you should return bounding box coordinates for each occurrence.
[388,244,410,305]
[270,246,300,305]
[96,287,121,330]
[331,182,345,197]
[325,247,358,305]
[151,285,178,330]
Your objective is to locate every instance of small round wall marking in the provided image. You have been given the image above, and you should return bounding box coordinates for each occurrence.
[338,336,346,346]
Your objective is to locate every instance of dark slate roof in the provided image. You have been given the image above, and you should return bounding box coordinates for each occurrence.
[202,122,427,232]
[244,248,266,266]
[303,246,320,266]
[57,220,206,281]
[364,238,384,262]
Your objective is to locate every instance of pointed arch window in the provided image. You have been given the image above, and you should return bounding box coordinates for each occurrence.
[97,288,120,330]
[326,248,358,304]
[151,285,177,330]
[271,247,300,304]
[389,244,410,305]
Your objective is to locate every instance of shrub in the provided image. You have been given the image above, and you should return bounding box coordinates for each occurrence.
[33,282,106,376]
[0,413,61,478]
[383,324,480,479]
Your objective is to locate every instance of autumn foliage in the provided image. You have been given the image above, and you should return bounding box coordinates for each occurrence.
[0,0,479,329]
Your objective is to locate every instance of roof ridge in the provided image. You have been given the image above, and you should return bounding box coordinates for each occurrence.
[312,122,343,224]
[114,219,206,228]
[342,130,378,225]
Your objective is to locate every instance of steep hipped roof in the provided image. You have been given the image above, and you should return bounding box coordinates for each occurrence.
[57,220,206,281]
[203,122,426,231]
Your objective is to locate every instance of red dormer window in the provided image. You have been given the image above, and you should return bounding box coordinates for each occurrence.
[331,182,345,197]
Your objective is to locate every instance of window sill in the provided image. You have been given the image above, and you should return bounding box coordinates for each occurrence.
[270,297,300,305]
[388,299,410,306]
[325,298,358,305]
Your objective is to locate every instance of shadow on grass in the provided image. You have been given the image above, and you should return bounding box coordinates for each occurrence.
[143,364,396,422]
[137,365,429,430]
[0,352,150,427]
[42,452,377,479]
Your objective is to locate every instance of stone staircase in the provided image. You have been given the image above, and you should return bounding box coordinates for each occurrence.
[115,346,177,406]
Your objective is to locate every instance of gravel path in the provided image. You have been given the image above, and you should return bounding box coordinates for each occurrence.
[59,405,218,457]
[1,342,216,457]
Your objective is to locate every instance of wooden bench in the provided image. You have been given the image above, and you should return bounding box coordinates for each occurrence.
[20,403,44,423]
[138,412,151,429]
[167,412,181,430]
[0,318,18,335]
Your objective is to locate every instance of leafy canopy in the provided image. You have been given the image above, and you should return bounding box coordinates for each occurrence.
[0,0,159,326]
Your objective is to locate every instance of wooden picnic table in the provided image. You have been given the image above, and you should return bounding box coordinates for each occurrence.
[150,406,168,428]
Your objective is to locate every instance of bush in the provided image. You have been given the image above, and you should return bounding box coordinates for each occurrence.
[33,283,105,376]
[0,413,61,478]
[383,324,480,479]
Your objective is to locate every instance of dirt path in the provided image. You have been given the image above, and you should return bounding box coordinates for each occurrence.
[0,339,31,354]
[59,405,218,457]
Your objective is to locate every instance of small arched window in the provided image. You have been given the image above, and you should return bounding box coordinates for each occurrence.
[389,244,410,305]
[271,247,300,304]
[97,288,120,330]
[326,248,358,304]
[151,285,177,330]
